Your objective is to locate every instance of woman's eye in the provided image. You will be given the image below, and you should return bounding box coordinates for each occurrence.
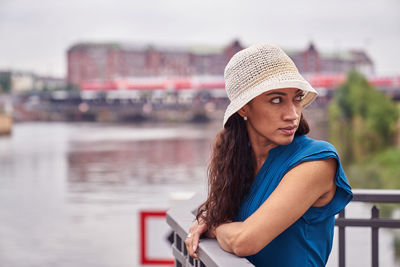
[271,97,281,104]
[295,94,305,101]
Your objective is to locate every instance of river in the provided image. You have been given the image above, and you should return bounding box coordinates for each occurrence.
[0,122,398,266]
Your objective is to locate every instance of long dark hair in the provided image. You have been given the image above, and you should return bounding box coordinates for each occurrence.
[196,113,310,228]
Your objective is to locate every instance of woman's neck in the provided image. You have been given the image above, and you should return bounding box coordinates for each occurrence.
[250,138,277,175]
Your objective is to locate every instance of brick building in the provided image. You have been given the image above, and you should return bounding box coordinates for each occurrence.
[67,40,374,88]
[288,42,374,76]
[67,40,243,87]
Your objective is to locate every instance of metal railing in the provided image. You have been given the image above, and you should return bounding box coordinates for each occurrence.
[335,189,400,267]
[166,189,400,267]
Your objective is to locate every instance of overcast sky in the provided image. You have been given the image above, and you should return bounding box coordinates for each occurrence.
[0,0,399,77]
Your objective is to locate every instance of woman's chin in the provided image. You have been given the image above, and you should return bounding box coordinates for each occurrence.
[277,135,295,146]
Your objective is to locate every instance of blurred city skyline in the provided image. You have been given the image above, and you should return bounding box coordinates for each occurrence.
[0,0,399,77]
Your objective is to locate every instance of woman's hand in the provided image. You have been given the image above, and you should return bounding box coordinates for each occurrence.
[185,218,215,259]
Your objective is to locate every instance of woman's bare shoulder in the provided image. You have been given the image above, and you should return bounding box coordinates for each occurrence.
[284,158,337,195]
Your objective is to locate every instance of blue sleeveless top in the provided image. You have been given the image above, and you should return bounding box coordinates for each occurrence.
[236,135,353,267]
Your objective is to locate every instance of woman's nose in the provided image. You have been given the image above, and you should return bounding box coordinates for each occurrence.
[283,103,300,121]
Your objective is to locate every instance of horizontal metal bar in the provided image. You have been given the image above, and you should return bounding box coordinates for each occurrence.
[352,189,400,203]
[335,218,400,228]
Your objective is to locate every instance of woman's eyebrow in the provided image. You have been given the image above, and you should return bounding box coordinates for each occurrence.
[265,92,286,96]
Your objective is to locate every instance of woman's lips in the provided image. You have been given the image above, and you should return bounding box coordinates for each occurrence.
[280,126,297,135]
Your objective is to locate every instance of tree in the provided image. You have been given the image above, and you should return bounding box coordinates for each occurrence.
[329,70,399,165]
[0,72,12,93]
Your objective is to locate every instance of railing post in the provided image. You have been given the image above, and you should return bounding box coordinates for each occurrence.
[338,209,346,267]
[371,206,379,267]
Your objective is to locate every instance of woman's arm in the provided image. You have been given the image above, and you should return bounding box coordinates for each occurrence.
[214,158,337,257]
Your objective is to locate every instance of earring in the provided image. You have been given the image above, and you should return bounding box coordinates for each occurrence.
[244,116,247,121]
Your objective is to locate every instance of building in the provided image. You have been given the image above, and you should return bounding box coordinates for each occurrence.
[288,43,374,76]
[0,70,65,93]
[7,71,35,93]
[67,40,243,87]
[67,40,374,89]
[34,76,65,91]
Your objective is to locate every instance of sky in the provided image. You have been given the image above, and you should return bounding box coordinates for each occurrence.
[0,0,399,78]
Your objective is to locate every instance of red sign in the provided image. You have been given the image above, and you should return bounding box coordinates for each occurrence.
[140,211,174,265]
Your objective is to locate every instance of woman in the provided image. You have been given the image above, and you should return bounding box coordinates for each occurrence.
[184,44,353,266]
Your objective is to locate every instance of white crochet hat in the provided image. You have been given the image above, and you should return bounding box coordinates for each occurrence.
[223,43,318,127]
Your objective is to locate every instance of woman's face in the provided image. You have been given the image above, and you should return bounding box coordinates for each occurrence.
[240,87,305,147]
